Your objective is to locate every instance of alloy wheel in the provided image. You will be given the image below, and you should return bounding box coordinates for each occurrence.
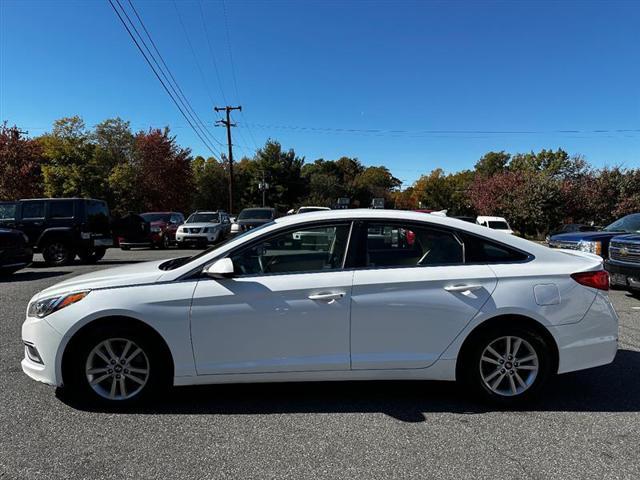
[85,338,150,400]
[479,336,539,397]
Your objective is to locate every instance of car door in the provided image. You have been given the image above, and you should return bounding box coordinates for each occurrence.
[17,201,46,245]
[190,221,354,375]
[350,221,497,370]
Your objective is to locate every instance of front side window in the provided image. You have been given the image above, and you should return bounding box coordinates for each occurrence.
[365,223,463,268]
[22,201,45,219]
[230,223,351,275]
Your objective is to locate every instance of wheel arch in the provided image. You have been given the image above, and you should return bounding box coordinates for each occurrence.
[60,315,175,387]
[455,314,560,378]
[37,228,76,250]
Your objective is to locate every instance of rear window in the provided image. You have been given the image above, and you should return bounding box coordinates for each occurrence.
[0,203,16,220]
[49,200,74,218]
[460,233,529,263]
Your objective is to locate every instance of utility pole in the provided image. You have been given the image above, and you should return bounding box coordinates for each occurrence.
[214,105,242,214]
[258,170,269,207]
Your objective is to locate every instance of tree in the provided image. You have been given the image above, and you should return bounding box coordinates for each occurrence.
[240,140,305,211]
[0,123,44,200]
[474,151,510,177]
[133,128,194,213]
[192,155,228,211]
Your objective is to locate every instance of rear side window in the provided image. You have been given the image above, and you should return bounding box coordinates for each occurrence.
[49,200,74,218]
[85,201,110,231]
[460,233,529,263]
[22,201,45,218]
[364,223,464,268]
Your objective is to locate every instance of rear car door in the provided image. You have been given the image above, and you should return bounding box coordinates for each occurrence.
[17,201,46,245]
[190,221,354,375]
[350,221,497,370]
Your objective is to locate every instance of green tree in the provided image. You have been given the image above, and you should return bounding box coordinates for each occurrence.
[192,155,228,211]
[474,151,510,177]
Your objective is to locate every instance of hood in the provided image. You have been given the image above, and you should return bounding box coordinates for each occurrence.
[549,230,622,242]
[36,259,167,299]
[610,233,640,243]
[180,222,220,229]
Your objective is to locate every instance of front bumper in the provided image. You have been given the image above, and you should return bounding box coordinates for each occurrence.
[0,247,33,270]
[550,292,618,374]
[21,315,64,386]
[605,260,640,291]
[175,232,218,244]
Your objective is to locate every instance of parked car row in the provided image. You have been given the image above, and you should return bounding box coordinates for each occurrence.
[548,213,640,296]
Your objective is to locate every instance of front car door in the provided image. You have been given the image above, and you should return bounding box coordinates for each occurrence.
[350,221,498,370]
[190,221,354,375]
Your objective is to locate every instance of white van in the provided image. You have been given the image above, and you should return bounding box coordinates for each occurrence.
[476,215,514,234]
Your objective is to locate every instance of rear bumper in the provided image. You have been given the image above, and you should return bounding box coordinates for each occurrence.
[550,292,618,374]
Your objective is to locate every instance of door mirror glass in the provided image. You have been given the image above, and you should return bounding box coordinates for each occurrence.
[204,258,235,278]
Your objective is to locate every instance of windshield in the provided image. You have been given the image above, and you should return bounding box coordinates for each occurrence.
[159,221,275,270]
[238,209,273,220]
[187,213,220,224]
[488,221,510,230]
[141,213,172,223]
[604,214,640,233]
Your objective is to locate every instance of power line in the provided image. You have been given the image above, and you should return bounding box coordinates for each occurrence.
[107,0,220,157]
[126,0,224,151]
[244,122,640,138]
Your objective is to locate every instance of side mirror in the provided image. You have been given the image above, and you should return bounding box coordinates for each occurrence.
[204,258,235,278]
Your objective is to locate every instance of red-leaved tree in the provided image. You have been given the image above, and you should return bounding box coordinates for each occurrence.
[133,128,194,213]
[0,123,44,200]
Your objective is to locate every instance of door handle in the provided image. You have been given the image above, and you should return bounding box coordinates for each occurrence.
[444,284,483,293]
[308,292,345,302]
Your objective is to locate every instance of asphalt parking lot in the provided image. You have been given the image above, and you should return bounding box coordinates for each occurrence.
[1,248,639,479]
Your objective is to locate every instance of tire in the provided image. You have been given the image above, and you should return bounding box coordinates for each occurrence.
[63,325,169,406]
[42,241,75,266]
[77,247,106,264]
[159,234,170,250]
[121,245,131,251]
[457,326,553,406]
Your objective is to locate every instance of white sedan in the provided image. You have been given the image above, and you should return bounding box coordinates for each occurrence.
[22,209,618,406]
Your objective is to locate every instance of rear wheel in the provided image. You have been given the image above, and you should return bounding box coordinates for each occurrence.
[64,326,169,406]
[42,241,74,266]
[458,326,552,406]
[77,247,106,264]
[159,234,170,249]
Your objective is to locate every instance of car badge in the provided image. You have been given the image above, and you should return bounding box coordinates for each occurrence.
[619,246,629,256]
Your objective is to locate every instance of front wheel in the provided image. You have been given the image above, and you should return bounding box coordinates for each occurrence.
[64,327,168,406]
[458,327,553,406]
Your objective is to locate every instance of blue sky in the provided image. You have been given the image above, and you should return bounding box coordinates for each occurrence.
[1,0,639,185]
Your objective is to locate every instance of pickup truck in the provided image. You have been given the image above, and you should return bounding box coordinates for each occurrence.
[606,233,640,295]
[548,213,640,259]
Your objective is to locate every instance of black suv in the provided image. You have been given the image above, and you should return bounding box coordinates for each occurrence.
[0,198,113,266]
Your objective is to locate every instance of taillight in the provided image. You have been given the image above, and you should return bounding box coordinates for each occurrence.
[571,270,609,291]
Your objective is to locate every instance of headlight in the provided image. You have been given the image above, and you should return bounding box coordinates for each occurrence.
[28,291,90,318]
[150,226,161,233]
[578,240,602,255]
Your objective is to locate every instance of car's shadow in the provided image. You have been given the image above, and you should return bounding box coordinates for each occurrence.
[0,270,67,282]
[57,349,640,422]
